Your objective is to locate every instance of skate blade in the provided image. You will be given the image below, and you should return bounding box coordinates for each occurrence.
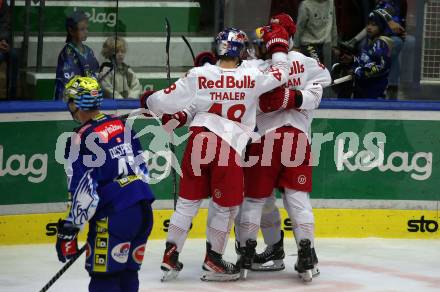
[200,271,240,282]
[251,260,285,272]
[298,269,313,283]
[161,269,180,282]
[312,266,320,278]
[240,268,248,279]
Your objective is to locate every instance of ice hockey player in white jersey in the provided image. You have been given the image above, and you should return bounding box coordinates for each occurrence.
[141,25,295,282]
[236,13,332,282]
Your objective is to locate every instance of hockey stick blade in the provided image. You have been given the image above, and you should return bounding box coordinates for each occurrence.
[181,35,196,62]
[39,245,87,292]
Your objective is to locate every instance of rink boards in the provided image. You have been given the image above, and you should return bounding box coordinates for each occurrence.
[0,207,438,245]
[0,102,439,244]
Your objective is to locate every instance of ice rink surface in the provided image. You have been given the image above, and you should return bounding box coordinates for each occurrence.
[1,238,439,292]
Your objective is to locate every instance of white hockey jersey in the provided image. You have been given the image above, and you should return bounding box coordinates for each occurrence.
[147,52,289,155]
[242,51,331,139]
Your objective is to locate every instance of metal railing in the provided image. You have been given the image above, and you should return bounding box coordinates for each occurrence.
[421,0,440,81]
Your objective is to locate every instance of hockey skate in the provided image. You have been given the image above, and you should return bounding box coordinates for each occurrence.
[160,242,183,282]
[236,239,257,279]
[251,230,285,272]
[201,242,240,282]
[294,239,315,282]
[311,247,320,277]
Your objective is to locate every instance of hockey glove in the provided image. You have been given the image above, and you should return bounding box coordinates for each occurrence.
[260,24,290,55]
[140,90,156,117]
[270,13,296,38]
[194,51,217,67]
[353,67,364,79]
[56,219,80,263]
[161,111,188,133]
[259,86,303,113]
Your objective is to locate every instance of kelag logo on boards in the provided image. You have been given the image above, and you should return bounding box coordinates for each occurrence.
[0,145,48,183]
[407,216,438,233]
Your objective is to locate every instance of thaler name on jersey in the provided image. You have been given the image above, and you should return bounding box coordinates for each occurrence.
[198,75,255,89]
[210,92,246,101]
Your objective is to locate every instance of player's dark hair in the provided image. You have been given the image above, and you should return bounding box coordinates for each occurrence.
[65,10,88,43]
[218,55,240,64]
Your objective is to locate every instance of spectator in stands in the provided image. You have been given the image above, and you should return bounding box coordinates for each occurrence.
[54,10,99,100]
[334,0,374,42]
[339,0,406,99]
[292,0,338,64]
[330,42,356,98]
[351,10,392,98]
[270,0,301,21]
[0,0,19,98]
[99,36,142,99]
[377,0,406,99]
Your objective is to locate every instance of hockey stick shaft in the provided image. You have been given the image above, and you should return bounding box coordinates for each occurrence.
[329,74,353,87]
[181,35,196,62]
[39,245,87,292]
[165,18,178,211]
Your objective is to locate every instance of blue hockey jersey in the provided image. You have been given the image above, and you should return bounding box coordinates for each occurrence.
[54,43,99,100]
[353,36,392,98]
[64,113,155,229]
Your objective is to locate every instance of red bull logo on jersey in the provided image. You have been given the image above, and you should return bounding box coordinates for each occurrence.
[111,242,131,263]
[287,61,304,88]
[198,75,255,89]
[94,120,124,142]
[289,61,305,75]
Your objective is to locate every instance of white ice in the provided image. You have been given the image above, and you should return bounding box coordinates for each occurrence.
[1,238,439,292]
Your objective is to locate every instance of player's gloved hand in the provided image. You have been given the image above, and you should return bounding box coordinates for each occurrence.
[194,51,217,67]
[161,111,188,133]
[259,24,289,55]
[353,67,364,79]
[56,219,80,263]
[259,86,303,113]
[270,13,296,38]
[140,90,156,117]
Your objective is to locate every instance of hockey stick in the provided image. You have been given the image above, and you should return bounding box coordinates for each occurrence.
[165,18,178,211]
[328,74,353,87]
[39,245,87,292]
[181,35,196,62]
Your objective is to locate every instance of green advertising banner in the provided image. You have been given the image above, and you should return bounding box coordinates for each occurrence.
[312,118,437,201]
[0,117,186,205]
[13,1,200,33]
[0,110,438,207]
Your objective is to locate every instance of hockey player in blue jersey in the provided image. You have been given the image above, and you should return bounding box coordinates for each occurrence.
[55,76,155,292]
[353,10,393,98]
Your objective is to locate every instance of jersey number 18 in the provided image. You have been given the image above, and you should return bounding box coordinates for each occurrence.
[208,103,246,122]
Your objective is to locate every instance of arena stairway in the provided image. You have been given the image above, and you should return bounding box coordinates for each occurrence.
[13,0,213,100]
